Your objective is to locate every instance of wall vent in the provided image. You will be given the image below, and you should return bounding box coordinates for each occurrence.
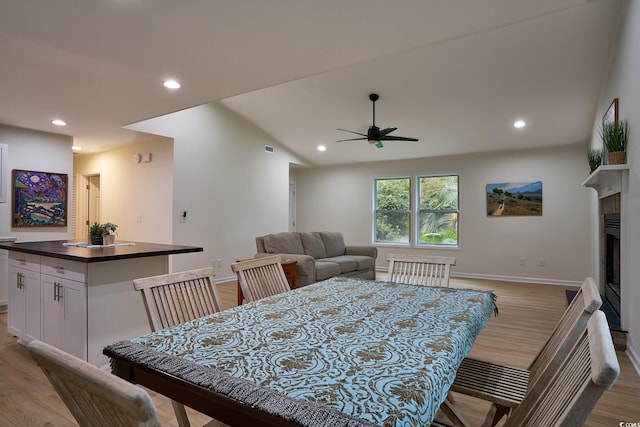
[265,145,274,153]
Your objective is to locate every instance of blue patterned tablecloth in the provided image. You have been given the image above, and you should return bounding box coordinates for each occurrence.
[106,277,496,426]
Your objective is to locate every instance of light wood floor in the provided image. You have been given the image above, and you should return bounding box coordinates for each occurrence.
[1,276,638,426]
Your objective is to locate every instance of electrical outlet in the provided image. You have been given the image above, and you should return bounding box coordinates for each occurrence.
[179,211,187,223]
[136,214,142,223]
[216,259,222,268]
[538,257,545,267]
[520,257,526,266]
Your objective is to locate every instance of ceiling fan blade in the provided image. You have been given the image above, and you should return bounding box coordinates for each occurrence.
[378,127,397,136]
[337,137,367,142]
[379,135,419,142]
[337,128,367,137]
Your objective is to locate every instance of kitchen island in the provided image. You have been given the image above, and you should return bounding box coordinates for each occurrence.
[0,240,202,366]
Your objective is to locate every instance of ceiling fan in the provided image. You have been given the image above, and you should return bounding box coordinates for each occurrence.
[337,93,418,148]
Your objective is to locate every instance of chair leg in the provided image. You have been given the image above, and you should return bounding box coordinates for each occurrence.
[481,403,510,427]
[440,398,470,427]
[171,400,191,427]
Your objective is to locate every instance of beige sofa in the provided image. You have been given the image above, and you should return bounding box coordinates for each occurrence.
[255,231,377,287]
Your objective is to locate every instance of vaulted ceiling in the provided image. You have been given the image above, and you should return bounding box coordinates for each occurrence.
[0,0,623,166]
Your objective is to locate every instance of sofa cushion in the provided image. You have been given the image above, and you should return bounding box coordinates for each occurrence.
[299,232,327,259]
[318,256,357,274]
[342,255,375,271]
[318,231,346,258]
[314,261,341,281]
[263,232,304,255]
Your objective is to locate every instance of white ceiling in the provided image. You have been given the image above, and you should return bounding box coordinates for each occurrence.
[0,0,623,166]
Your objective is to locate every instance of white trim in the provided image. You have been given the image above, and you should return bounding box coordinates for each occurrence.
[214,275,237,285]
[375,267,582,287]
[626,344,640,377]
[0,144,7,203]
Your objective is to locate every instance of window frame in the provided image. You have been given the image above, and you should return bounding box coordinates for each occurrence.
[415,174,459,248]
[372,174,459,248]
[372,176,412,246]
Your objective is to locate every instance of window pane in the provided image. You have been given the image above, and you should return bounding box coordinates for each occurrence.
[417,175,459,246]
[376,211,410,243]
[419,175,458,210]
[418,212,458,245]
[374,178,410,244]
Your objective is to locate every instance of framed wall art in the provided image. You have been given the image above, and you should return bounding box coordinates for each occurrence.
[12,169,68,227]
[486,181,542,216]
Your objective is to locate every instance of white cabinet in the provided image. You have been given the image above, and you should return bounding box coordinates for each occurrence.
[8,253,41,343]
[40,257,87,359]
[41,274,87,359]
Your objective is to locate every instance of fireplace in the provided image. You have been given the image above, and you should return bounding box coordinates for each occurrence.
[604,213,621,327]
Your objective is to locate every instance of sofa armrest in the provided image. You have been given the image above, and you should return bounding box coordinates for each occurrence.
[254,253,316,286]
[345,245,378,259]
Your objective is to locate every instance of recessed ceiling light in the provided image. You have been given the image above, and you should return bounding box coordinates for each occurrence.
[514,120,526,128]
[72,146,82,151]
[317,145,326,152]
[51,119,67,126]
[163,79,181,89]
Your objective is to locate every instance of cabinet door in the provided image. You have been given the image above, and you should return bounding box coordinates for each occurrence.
[41,275,87,360]
[8,268,25,337]
[23,270,42,342]
[8,267,41,342]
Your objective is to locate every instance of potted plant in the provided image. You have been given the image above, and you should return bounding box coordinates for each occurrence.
[88,222,118,245]
[586,148,603,173]
[102,222,118,245]
[601,120,629,165]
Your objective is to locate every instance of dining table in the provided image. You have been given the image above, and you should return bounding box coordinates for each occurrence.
[104,276,497,426]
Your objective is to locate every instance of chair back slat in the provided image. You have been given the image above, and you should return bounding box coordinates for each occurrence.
[387,254,456,287]
[527,277,602,388]
[28,340,161,427]
[231,255,291,303]
[506,310,619,427]
[134,267,222,331]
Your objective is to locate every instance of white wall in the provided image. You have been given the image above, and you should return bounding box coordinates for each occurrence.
[73,139,174,244]
[0,124,73,242]
[127,102,307,280]
[295,144,590,284]
[592,0,639,364]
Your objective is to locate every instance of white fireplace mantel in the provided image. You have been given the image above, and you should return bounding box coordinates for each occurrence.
[581,164,629,199]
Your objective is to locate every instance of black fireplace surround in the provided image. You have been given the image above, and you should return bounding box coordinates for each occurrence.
[604,213,621,327]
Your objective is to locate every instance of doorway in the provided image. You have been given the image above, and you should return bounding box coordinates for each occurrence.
[76,173,101,241]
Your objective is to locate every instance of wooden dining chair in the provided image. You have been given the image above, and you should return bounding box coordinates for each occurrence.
[231,255,291,303]
[27,340,161,427]
[386,254,456,287]
[133,267,224,427]
[449,276,603,427]
[503,310,619,426]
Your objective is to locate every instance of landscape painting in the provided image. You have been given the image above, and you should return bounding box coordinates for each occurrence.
[486,181,542,216]
[12,169,68,227]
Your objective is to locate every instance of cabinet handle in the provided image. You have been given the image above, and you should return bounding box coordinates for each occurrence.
[57,283,63,302]
[54,282,61,301]
[16,272,23,289]
[17,258,26,265]
[55,266,65,274]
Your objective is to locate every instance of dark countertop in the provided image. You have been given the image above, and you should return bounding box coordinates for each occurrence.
[0,240,203,263]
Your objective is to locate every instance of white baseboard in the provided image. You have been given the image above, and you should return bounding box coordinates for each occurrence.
[215,275,238,285]
[627,343,640,377]
[376,267,582,287]
[450,272,582,287]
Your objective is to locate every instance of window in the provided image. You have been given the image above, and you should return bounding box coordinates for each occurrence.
[417,175,458,246]
[373,174,459,247]
[374,178,410,244]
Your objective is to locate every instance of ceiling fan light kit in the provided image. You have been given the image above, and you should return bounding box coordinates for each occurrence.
[337,93,418,148]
